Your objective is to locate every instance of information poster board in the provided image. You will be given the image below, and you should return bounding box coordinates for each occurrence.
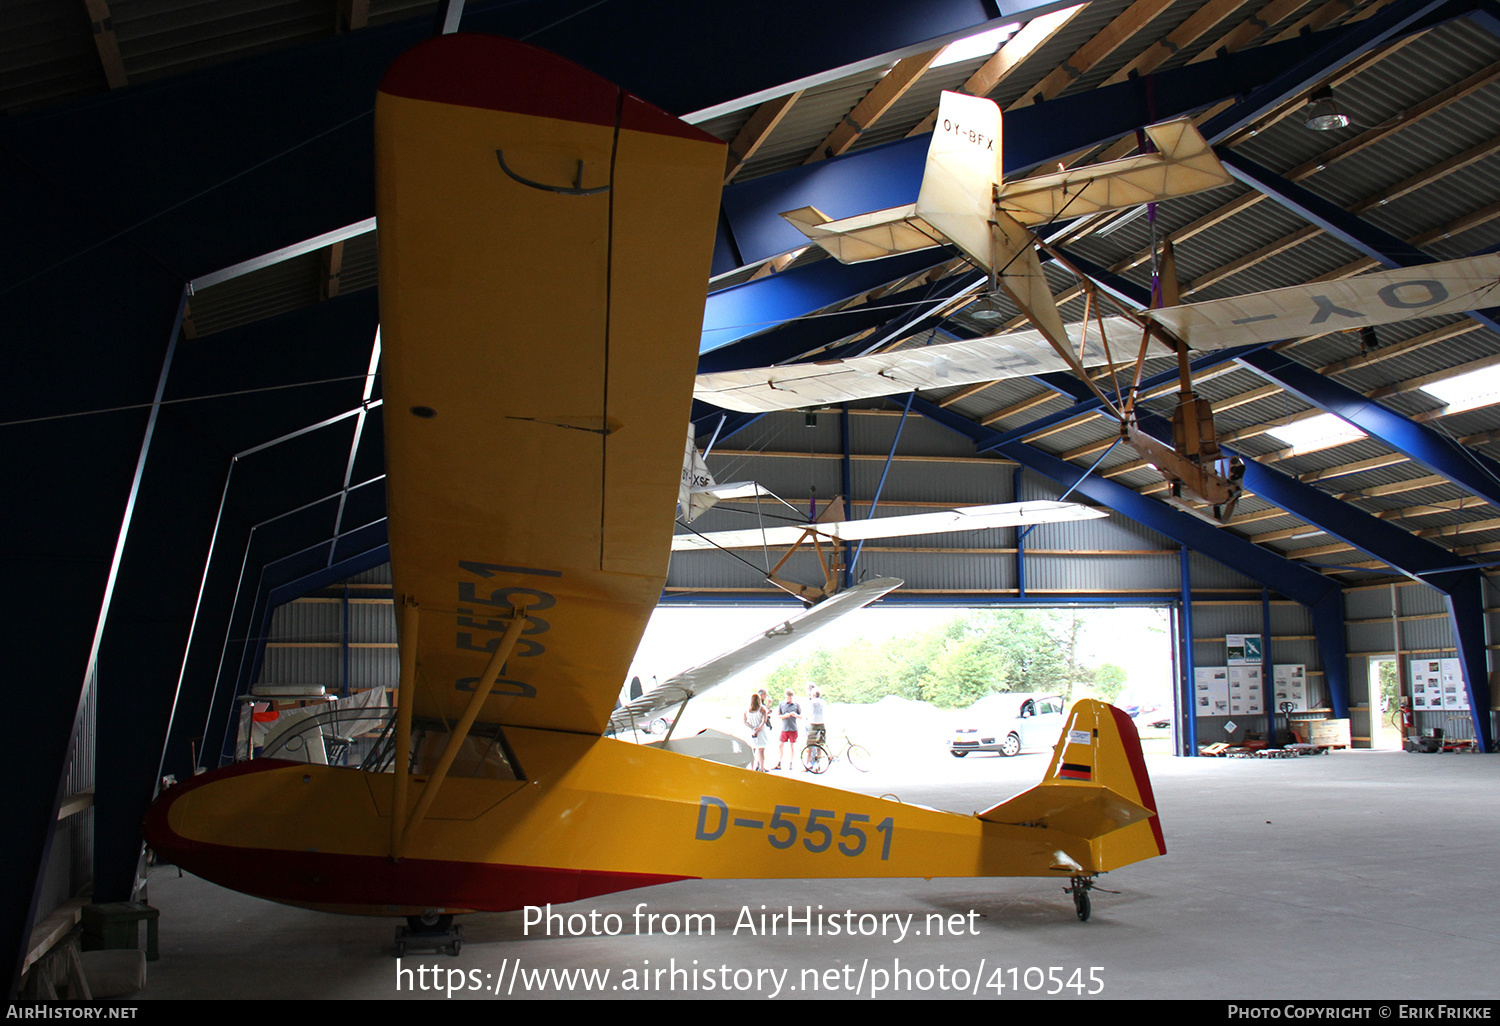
[1195,666,1229,716]
[1228,664,1263,715]
[1272,664,1308,712]
[1409,658,1468,711]
[1226,634,1262,665]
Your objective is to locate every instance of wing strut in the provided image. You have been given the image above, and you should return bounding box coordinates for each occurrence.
[392,605,529,860]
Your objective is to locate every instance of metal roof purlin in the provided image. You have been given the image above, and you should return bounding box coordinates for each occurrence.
[1237,349,1500,519]
[1196,0,1470,144]
[910,398,1341,607]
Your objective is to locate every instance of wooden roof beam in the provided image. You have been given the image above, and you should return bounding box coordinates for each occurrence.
[1102,0,1260,86]
[1008,0,1177,109]
[807,50,941,163]
[724,90,803,184]
[906,7,1084,136]
[82,0,128,90]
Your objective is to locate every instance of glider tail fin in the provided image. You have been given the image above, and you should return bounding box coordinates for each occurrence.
[978,699,1166,872]
[679,426,718,522]
[913,90,1004,271]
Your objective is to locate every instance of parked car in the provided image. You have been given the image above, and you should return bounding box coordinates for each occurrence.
[1134,704,1172,730]
[948,693,1067,757]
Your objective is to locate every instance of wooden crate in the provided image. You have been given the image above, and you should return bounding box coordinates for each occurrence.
[1307,718,1351,749]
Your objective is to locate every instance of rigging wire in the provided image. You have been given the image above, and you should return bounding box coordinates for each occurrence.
[673,517,778,577]
[0,373,379,428]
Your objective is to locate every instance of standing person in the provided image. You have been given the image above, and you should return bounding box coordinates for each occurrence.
[743,692,769,771]
[807,686,827,750]
[775,689,801,770]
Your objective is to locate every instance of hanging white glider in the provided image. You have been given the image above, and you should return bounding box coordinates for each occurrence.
[780,89,1231,363]
[781,92,1231,273]
[743,88,1500,424]
[607,576,904,740]
[694,254,1500,414]
[678,425,786,521]
[673,499,1105,551]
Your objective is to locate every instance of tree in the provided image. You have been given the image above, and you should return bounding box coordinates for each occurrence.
[1093,662,1127,704]
[757,607,1119,709]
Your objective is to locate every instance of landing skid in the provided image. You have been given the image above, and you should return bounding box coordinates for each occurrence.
[395,913,462,956]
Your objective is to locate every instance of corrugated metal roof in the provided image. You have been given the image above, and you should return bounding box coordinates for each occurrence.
[19,0,1500,615]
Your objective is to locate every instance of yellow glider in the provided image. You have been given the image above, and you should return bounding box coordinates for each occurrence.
[144,35,1165,925]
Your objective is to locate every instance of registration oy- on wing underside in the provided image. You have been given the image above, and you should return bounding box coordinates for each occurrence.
[693,255,1500,414]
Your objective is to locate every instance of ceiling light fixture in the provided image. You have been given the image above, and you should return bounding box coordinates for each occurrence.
[1419,364,1500,415]
[1303,86,1350,131]
[932,23,1021,68]
[1266,413,1365,455]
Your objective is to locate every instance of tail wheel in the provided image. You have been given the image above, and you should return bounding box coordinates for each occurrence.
[999,732,1022,757]
[1067,876,1094,922]
[846,745,871,772]
[1074,891,1091,922]
[407,912,454,934]
[802,744,830,774]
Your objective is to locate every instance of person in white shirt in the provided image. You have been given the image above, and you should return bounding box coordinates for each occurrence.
[807,686,827,750]
[743,692,770,771]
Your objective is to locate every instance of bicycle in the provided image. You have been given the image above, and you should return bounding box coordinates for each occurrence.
[801,731,870,774]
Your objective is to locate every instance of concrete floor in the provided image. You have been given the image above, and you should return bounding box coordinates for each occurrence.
[133,749,1498,1000]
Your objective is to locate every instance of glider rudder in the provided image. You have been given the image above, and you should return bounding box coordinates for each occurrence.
[977,700,1165,873]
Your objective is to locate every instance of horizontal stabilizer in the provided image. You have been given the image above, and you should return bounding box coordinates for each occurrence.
[672,500,1105,551]
[779,94,1228,274]
[647,728,752,766]
[681,425,785,521]
[779,203,936,264]
[978,700,1165,870]
[978,783,1152,839]
[606,577,903,735]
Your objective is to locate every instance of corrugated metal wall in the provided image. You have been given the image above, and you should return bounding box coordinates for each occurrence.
[257,566,397,694]
[675,409,1252,600]
[252,411,1500,752]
